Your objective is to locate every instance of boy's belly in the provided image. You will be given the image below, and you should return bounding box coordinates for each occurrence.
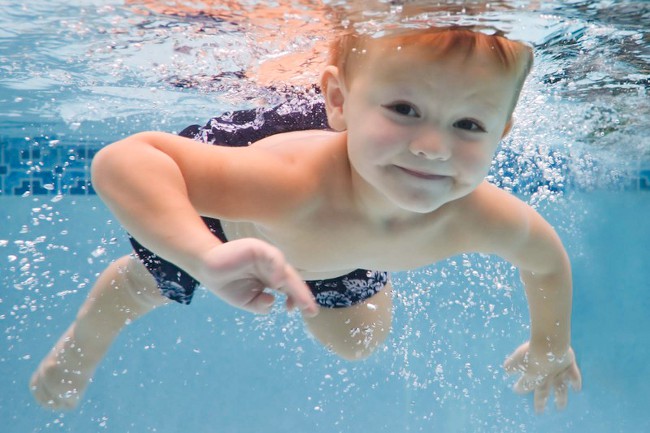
[219,219,443,277]
[220,219,359,280]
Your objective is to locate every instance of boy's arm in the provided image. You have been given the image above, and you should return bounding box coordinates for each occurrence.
[505,206,573,357]
[500,209,582,413]
[92,133,216,273]
[91,131,318,316]
[471,184,582,412]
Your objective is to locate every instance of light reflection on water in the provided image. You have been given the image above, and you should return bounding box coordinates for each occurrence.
[0,1,647,179]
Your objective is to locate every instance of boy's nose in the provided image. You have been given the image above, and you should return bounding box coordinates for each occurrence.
[408,131,451,161]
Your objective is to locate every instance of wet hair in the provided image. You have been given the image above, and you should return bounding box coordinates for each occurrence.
[324,26,534,116]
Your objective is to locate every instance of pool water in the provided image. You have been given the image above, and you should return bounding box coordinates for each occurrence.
[1,1,649,432]
[2,192,649,432]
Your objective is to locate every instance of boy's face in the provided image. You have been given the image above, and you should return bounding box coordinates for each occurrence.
[325,42,519,214]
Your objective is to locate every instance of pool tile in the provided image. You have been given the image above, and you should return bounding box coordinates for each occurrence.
[640,169,650,191]
[1,137,96,196]
[1,138,648,196]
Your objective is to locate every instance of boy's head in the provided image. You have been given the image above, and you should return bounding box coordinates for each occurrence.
[323,26,533,120]
[320,27,535,214]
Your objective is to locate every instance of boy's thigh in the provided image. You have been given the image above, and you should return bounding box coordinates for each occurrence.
[304,281,393,360]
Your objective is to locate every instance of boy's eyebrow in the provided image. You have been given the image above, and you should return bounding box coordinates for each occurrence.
[372,71,512,115]
[464,90,510,113]
[472,99,502,111]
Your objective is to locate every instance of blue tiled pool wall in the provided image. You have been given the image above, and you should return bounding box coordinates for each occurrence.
[1,133,649,196]
[0,135,98,196]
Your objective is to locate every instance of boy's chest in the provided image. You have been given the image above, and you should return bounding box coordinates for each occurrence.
[223,212,467,274]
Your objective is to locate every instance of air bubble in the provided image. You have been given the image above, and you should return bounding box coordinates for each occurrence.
[91,246,106,258]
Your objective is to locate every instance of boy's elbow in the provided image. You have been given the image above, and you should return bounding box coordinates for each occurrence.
[90,133,154,198]
[91,143,118,198]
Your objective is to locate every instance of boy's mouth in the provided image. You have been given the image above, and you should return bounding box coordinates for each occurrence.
[395,166,450,181]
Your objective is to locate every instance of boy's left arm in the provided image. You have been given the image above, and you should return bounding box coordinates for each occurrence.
[504,259,582,414]
[477,187,582,413]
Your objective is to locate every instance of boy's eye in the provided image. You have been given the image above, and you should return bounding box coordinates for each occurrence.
[453,118,486,132]
[384,103,420,118]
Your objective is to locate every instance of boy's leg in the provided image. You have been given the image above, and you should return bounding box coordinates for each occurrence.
[303,281,393,360]
[30,254,169,410]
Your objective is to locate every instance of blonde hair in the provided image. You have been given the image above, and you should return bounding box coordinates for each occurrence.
[324,26,534,115]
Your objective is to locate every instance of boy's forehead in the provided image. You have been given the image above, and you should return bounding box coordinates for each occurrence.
[358,40,510,79]
[349,42,519,115]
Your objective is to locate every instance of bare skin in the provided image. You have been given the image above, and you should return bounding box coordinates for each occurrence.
[30,255,167,410]
[30,254,391,409]
[31,32,581,412]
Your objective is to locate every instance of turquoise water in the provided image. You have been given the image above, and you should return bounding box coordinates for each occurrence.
[2,192,649,432]
[1,1,649,432]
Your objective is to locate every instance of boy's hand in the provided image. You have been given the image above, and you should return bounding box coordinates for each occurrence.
[195,239,319,317]
[504,341,582,414]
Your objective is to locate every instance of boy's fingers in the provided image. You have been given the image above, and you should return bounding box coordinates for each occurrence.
[568,362,582,391]
[245,292,275,314]
[533,380,550,414]
[282,264,319,317]
[554,377,569,410]
[503,359,518,375]
[503,343,529,374]
[513,376,535,394]
[254,245,291,289]
[514,371,546,395]
[250,241,317,317]
[503,355,524,375]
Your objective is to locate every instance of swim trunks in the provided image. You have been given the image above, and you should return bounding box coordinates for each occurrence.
[128,94,389,308]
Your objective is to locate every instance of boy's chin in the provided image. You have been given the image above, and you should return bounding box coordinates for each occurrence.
[394,197,449,214]
[393,189,473,214]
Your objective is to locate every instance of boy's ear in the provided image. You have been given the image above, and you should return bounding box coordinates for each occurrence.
[501,117,513,138]
[321,65,347,131]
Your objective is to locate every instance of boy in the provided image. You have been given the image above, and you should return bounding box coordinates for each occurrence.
[30,27,582,413]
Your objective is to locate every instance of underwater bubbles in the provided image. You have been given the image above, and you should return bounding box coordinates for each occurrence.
[1,1,649,432]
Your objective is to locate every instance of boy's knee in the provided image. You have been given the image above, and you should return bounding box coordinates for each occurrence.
[305,291,393,362]
[115,256,168,311]
[333,345,378,362]
[328,323,390,361]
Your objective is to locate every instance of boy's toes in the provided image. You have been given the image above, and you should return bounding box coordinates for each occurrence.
[30,370,55,408]
[29,367,81,411]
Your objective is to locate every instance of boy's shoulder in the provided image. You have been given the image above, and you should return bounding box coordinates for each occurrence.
[450,182,533,251]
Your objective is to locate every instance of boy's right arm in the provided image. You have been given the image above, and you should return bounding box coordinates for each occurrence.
[92,133,218,273]
[91,132,318,316]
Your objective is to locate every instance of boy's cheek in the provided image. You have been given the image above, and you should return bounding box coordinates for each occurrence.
[354,124,403,153]
[456,150,493,175]
[454,147,492,170]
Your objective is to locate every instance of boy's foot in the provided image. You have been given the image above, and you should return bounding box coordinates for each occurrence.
[29,326,97,410]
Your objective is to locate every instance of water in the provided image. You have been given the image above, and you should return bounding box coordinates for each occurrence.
[1,1,649,432]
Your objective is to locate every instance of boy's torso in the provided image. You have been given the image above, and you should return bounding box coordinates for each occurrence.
[217,129,513,280]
